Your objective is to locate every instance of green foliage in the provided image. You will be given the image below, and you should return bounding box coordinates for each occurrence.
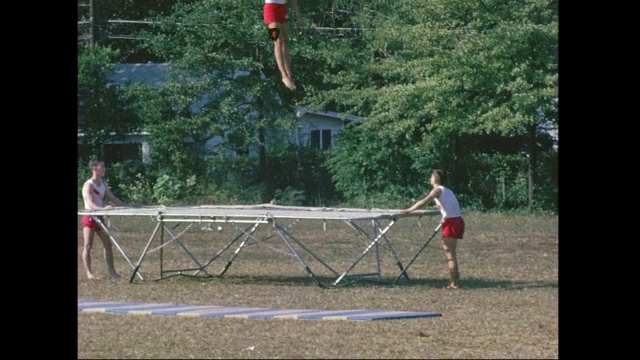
[199,147,340,206]
[204,154,260,188]
[78,0,558,213]
[328,120,557,213]
[77,159,154,205]
[273,186,306,206]
[342,190,412,210]
[77,161,91,201]
[266,145,340,206]
[77,44,143,157]
[128,0,298,186]
[107,160,155,204]
[316,0,557,211]
[326,120,418,200]
[152,174,197,204]
[81,0,180,62]
[198,154,265,204]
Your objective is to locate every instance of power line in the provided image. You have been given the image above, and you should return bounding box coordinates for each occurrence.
[108,19,154,25]
[107,35,146,40]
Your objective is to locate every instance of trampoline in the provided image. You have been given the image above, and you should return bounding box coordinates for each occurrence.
[77,204,441,288]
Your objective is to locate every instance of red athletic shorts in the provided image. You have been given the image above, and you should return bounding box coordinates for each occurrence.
[82,215,104,231]
[263,3,289,25]
[442,216,465,239]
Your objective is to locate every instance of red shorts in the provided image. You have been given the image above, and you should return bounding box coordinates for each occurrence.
[263,3,289,25]
[82,215,104,231]
[442,216,465,239]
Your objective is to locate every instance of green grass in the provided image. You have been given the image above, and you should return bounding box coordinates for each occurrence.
[78,211,558,359]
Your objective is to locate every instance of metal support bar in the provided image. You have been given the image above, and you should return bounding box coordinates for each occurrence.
[375,220,410,281]
[332,219,397,287]
[210,221,263,277]
[92,215,144,281]
[273,222,331,289]
[128,221,163,282]
[147,218,269,224]
[393,222,443,283]
[275,222,339,276]
[346,219,408,282]
[190,222,262,277]
[160,223,208,277]
[372,220,381,280]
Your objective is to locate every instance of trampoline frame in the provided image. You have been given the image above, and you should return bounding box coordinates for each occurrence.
[77,204,441,288]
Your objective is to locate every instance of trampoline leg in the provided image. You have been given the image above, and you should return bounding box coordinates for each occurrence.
[332,219,396,287]
[393,222,442,284]
[128,222,163,283]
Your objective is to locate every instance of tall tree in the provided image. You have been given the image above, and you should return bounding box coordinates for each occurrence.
[133,0,299,191]
[77,44,141,156]
[310,0,557,208]
[106,0,557,210]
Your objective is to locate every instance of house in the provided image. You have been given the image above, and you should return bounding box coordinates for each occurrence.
[77,63,363,164]
[291,107,364,151]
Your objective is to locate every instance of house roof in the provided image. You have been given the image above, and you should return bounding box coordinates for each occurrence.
[293,106,364,122]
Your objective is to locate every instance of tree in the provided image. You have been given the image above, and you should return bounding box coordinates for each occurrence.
[308,0,557,209]
[421,0,558,207]
[99,0,557,210]
[129,0,299,195]
[77,44,141,157]
[82,0,181,62]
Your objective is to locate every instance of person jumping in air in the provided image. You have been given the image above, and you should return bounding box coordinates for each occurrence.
[400,169,466,289]
[263,0,303,91]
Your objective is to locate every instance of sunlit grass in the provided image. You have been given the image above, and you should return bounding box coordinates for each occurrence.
[78,211,558,359]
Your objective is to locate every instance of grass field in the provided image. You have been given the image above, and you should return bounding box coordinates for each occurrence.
[77,211,558,359]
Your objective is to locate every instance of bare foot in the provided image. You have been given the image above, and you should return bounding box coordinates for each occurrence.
[109,273,122,280]
[445,284,458,289]
[87,272,97,280]
[282,76,296,91]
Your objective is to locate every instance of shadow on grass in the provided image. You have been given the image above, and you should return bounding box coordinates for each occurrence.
[147,273,558,290]
[397,276,558,290]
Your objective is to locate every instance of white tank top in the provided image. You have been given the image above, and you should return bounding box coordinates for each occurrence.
[433,185,462,218]
[83,179,106,209]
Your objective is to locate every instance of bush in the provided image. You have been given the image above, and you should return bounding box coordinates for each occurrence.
[107,160,155,204]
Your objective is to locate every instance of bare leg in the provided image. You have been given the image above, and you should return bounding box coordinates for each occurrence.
[279,23,295,86]
[441,237,459,288]
[82,227,97,280]
[268,22,296,90]
[97,231,120,279]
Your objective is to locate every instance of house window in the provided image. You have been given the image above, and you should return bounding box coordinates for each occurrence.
[310,129,332,150]
[104,143,142,165]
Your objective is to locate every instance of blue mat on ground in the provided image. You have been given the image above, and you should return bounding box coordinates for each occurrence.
[78,299,441,321]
